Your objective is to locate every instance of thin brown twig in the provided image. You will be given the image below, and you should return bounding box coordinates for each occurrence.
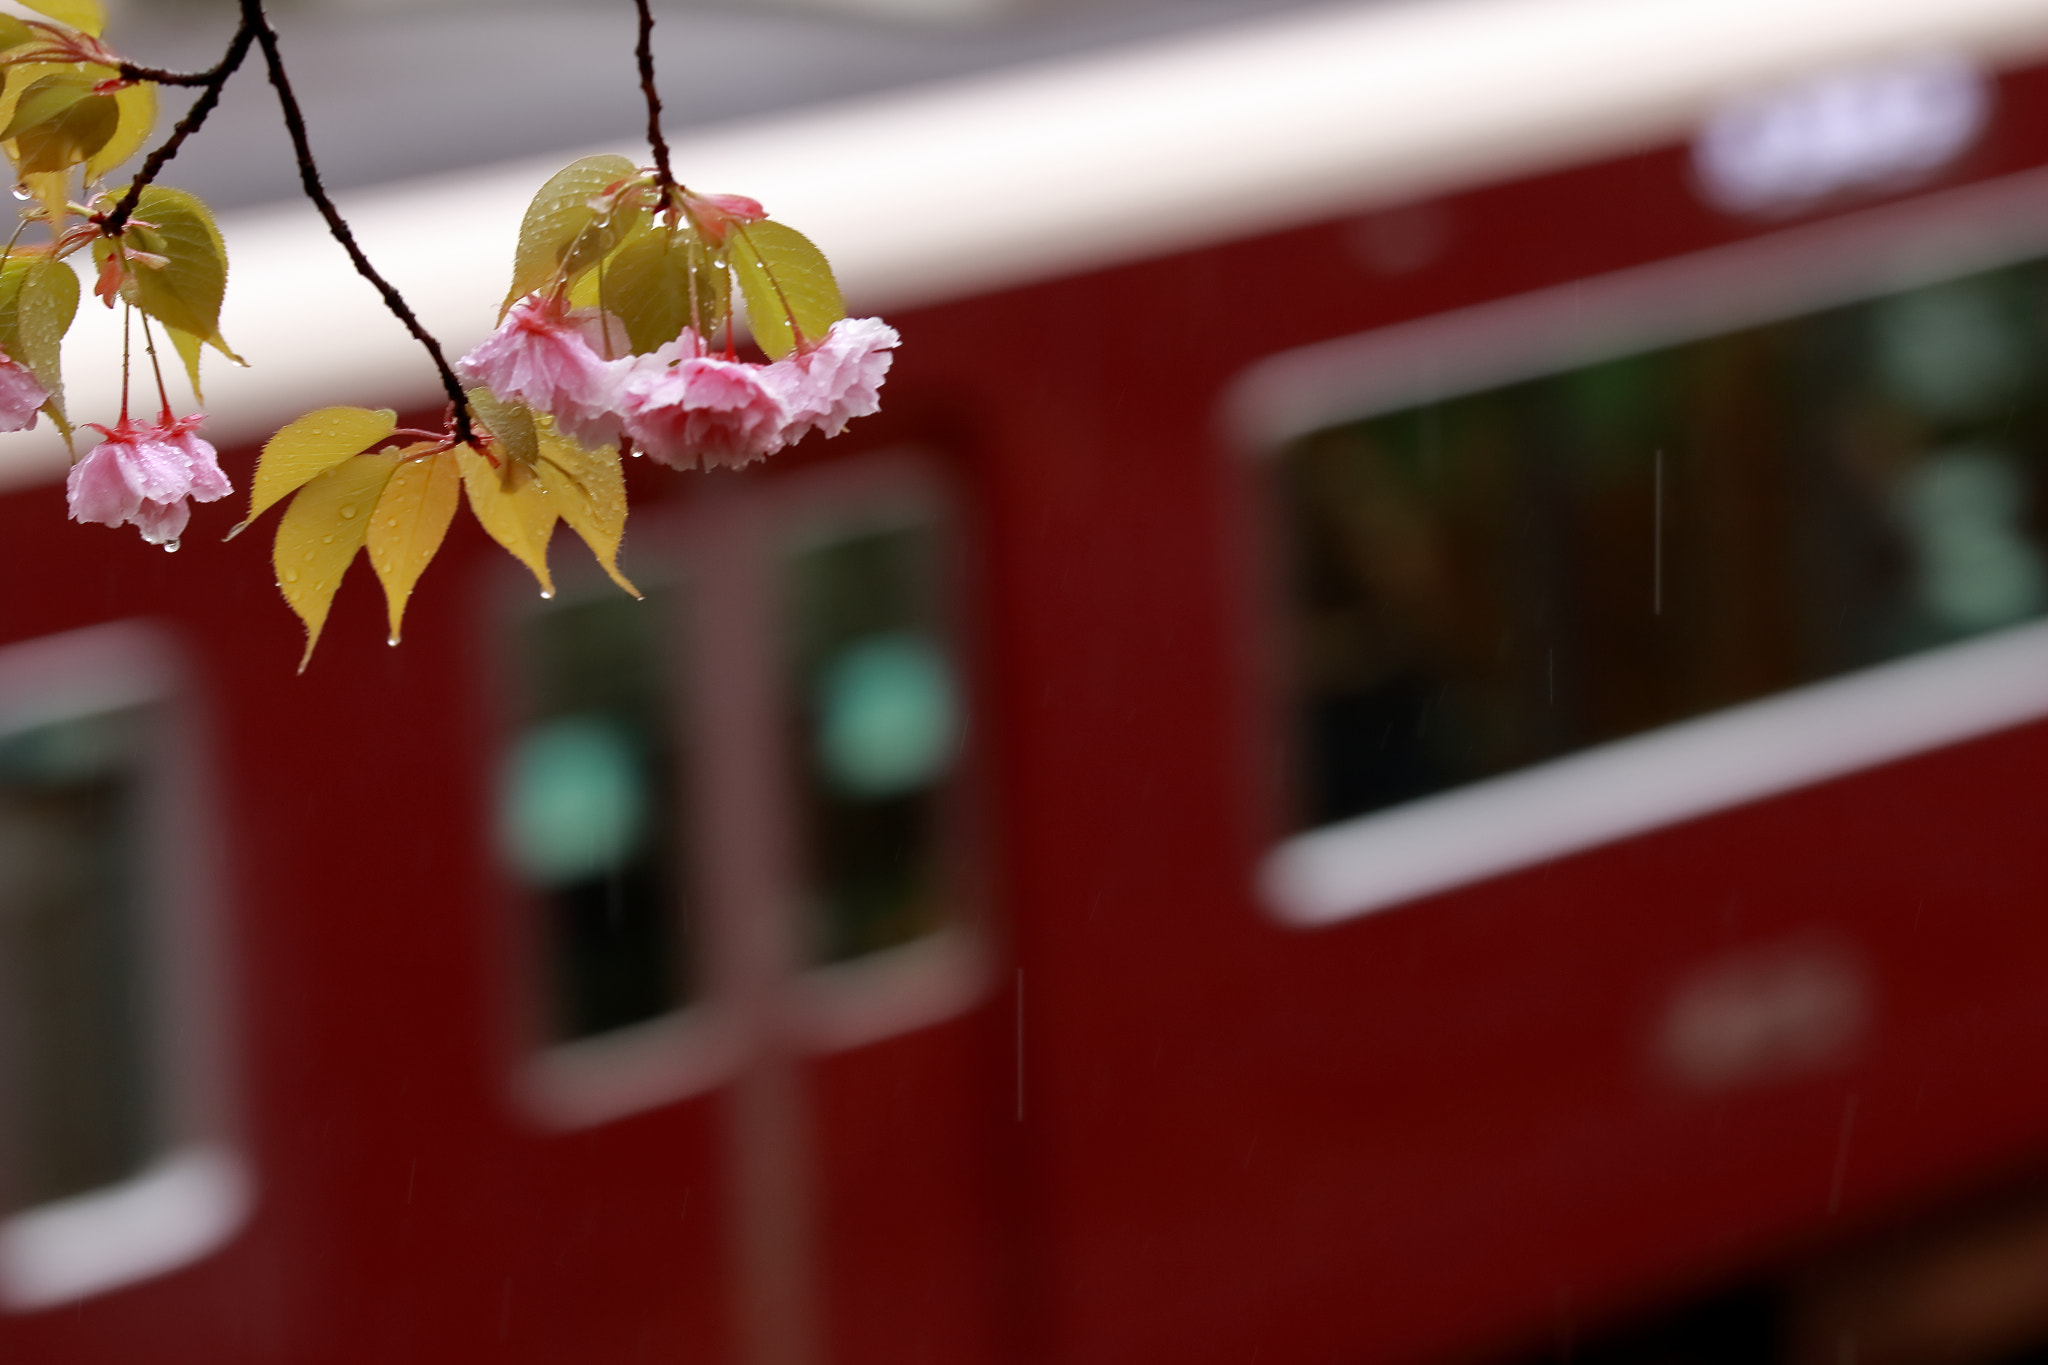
[239,0,475,446]
[103,22,258,234]
[634,0,675,194]
[114,63,223,88]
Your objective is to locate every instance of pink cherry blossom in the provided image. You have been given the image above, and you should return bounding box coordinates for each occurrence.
[0,350,48,432]
[772,317,900,444]
[614,329,792,470]
[67,413,231,547]
[458,293,627,448]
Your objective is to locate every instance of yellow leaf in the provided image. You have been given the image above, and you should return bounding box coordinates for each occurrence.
[20,168,63,231]
[273,453,399,671]
[504,154,638,314]
[0,17,36,49]
[729,220,844,359]
[85,80,154,182]
[534,428,637,597]
[458,443,557,596]
[236,406,397,535]
[366,447,460,645]
[19,0,106,36]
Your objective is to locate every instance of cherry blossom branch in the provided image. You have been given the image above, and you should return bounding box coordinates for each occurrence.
[240,0,477,446]
[102,22,258,235]
[634,0,676,194]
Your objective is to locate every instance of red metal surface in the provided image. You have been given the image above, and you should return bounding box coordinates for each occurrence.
[5,51,2048,1365]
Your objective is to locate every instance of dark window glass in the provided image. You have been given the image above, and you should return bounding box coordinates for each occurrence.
[0,708,157,1213]
[783,519,960,964]
[1283,261,2048,829]
[504,591,690,1041]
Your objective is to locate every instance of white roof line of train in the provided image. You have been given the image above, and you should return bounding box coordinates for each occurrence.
[5,0,2048,491]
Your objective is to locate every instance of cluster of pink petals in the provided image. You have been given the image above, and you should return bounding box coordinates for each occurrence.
[0,351,49,432]
[458,293,899,471]
[455,293,626,449]
[66,414,231,546]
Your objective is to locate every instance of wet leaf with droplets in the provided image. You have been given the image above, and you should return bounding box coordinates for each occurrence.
[729,219,843,359]
[595,226,729,354]
[237,406,398,535]
[365,446,459,645]
[274,453,399,671]
[458,442,557,596]
[533,427,636,597]
[504,154,638,314]
[0,252,79,440]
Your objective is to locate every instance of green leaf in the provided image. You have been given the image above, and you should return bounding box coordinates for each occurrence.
[366,446,460,645]
[504,154,638,313]
[0,61,99,144]
[19,0,106,36]
[4,73,116,175]
[0,253,78,435]
[466,386,538,470]
[729,220,844,359]
[1,71,88,141]
[235,406,398,536]
[166,323,203,402]
[458,442,557,596]
[85,80,154,182]
[596,227,731,353]
[275,453,400,671]
[96,184,236,356]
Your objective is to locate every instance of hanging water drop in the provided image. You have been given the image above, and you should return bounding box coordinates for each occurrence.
[11,184,30,202]
[162,539,180,554]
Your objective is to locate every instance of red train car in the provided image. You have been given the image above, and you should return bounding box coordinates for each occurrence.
[8,0,2048,1361]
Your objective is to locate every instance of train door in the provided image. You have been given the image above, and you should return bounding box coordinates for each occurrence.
[496,450,1004,1365]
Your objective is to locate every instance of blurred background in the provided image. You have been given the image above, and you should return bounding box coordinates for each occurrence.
[10,2,2048,1365]
[98,0,1342,210]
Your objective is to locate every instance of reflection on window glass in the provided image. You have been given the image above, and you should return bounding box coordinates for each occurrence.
[0,708,156,1214]
[504,591,690,1041]
[1284,262,2048,829]
[784,519,959,964]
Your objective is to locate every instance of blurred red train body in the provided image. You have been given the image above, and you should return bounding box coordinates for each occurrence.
[9,2,2048,1363]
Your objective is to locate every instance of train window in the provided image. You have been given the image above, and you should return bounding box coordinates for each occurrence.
[0,707,157,1215]
[781,515,961,965]
[1283,258,2048,825]
[503,587,693,1043]
[0,625,245,1310]
[1260,236,2048,924]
